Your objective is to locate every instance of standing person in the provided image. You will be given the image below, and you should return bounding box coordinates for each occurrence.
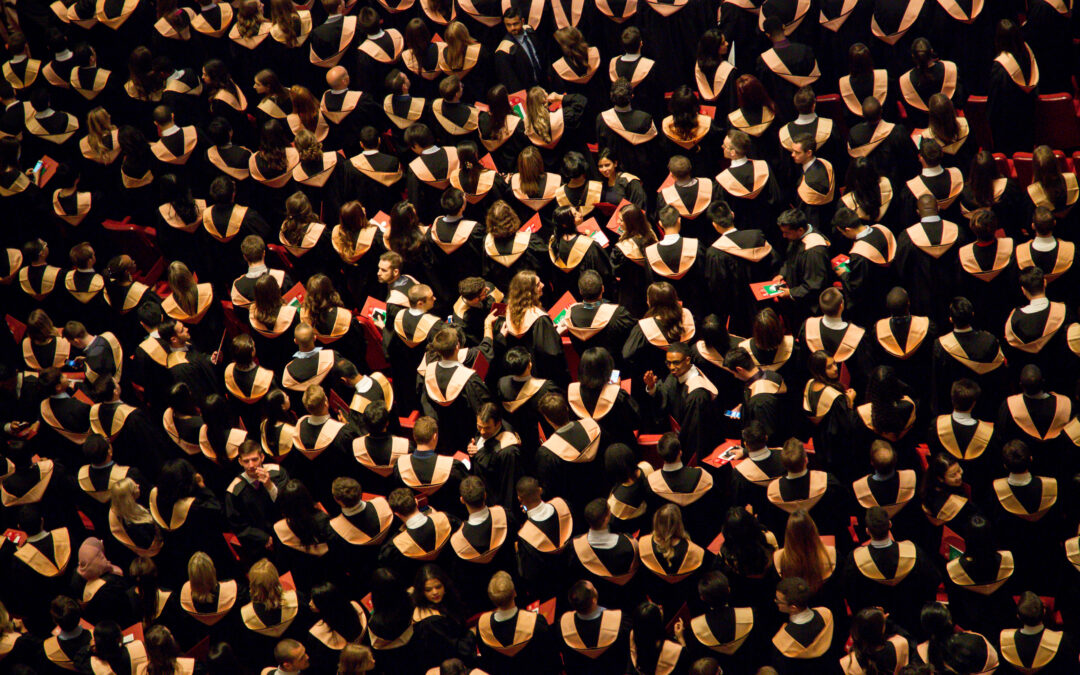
[988,20,1039,156]
[770,576,841,672]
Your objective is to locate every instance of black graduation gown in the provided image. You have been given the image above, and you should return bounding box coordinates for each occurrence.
[496,311,568,386]
[802,382,854,478]
[990,476,1064,594]
[496,375,559,466]
[684,605,761,674]
[515,498,575,601]
[471,431,525,512]
[449,507,518,615]
[568,382,639,451]
[926,415,998,501]
[839,226,898,325]
[547,234,613,304]
[944,552,1019,639]
[1023,0,1075,94]
[714,162,784,250]
[644,465,717,544]
[476,608,560,675]
[649,372,719,465]
[393,452,470,518]
[560,302,636,369]
[841,540,941,631]
[534,420,604,515]
[376,509,460,586]
[557,607,630,675]
[764,471,848,548]
[778,231,831,326]
[932,330,1007,418]
[595,108,658,183]
[224,465,289,553]
[770,608,842,675]
[894,217,963,326]
[987,50,1039,155]
[568,533,643,611]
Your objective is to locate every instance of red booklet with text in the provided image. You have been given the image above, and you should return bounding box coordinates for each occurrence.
[519,213,543,233]
[548,291,576,324]
[750,281,786,301]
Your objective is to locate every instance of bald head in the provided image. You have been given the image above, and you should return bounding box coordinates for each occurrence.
[327,67,349,90]
[917,194,939,218]
[294,323,315,350]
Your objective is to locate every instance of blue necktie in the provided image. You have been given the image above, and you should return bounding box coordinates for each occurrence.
[520,33,541,78]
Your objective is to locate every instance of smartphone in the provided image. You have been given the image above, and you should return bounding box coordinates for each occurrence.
[724,409,742,420]
[491,302,507,316]
[719,447,739,462]
[64,359,79,369]
[608,369,621,385]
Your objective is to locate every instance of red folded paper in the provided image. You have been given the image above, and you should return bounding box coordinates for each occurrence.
[548,291,576,323]
[750,281,786,301]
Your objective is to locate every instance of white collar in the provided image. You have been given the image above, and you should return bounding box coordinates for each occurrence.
[325,12,343,21]
[58,627,85,640]
[467,507,490,525]
[869,537,893,549]
[246,263,268,278]
[821,316,847,330]
[854,226,872,239]
[407,308,425,316]
[493,607,518,622]
[748,448,772,461]
[421,145,441,155]
[786,469,809,479]
[729,157,748,168]
[1020,624,1045,635]
[342,501,366,516]
[27,530,50,543]
[922,166,944,178]
[795,113,817,125]
[675,177,697,188]
[1032,235,1057,252]
[437,359,459,367]
[330,87,347,95]
[10,55,27,64]
[292,346,322,359]
[527,501,554,522]
[1021,297,1050,314]
[362,148,378,155]
[677,365,700,385]
[587,530,619,549]
[951,410,976,426]
[308,414,330,425]
[34,108,56,119]
[161,125,181,137]
[790,609,815,624]
[405,512,428,529]
[871,471,895,482]
[368,29,385,39]
[577,606,604,620]
[920,215,941,224]
[660,233,680,245]
[801,158,816,172]
[662,461,684,472]
[55,50,73,60]
[619,53,641,62]
[1007,472,1033,487]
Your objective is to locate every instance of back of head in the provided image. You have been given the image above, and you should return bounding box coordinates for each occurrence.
[780,438,807,473]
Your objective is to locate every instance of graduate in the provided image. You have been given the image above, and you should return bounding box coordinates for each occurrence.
[724,347,790,446]
[557,580,630,675]
[475,571,561,675]
[449,476,517,614]
[643,345,719,467]
[830,208,898,326]
[224,441,289,559]
[393,417,469,518]
[419,327,493,454]
[557,271,635,363]
[770,576,841,673]
[894,194,964,327]
[514,476,574,603]
[932,297,1007,418]
[568,498,642,610]
[534,391,604,516]
[466,404,524,512]
[377,488,459,584]
[327,477,394,595]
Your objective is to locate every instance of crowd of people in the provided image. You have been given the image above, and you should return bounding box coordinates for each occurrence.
[1,0,1080,673]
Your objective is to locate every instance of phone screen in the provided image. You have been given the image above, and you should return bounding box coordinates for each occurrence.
[608,369,621,384]
[64,359,79,369]
[724,409,742,420]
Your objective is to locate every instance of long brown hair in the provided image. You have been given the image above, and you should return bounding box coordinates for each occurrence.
[334,201,372,257]
[166,261,199,315]
[443,21,476,71]
[485,200,520,240]
[270,0,299,46]
[289,85,320,133]
[282,191,317,246]
[927,93,959,145]
[516,146,545,197]
[617,204,657,250]
[779,510,831,593]
[1033,145,1067,205]
[253,274,283,326]
[302,273,343,322]
[645,282,684,343]
[524,87,552,143]
[506,270,541,328]
[553,26,589,72]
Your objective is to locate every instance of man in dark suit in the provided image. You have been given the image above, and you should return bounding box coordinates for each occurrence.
[494,6,545,93]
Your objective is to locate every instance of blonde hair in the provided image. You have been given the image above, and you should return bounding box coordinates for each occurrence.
[443,21,476,71]
[506,270,541,329]
[336,644,375,675]
[651,504,689,564]
[248,558,283,608]
[110,478,154,524]
[87,108,116,161]
[294,129,322,162]
[187,552,218,603]
[524,87,551,143]
[487,571,515,606]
